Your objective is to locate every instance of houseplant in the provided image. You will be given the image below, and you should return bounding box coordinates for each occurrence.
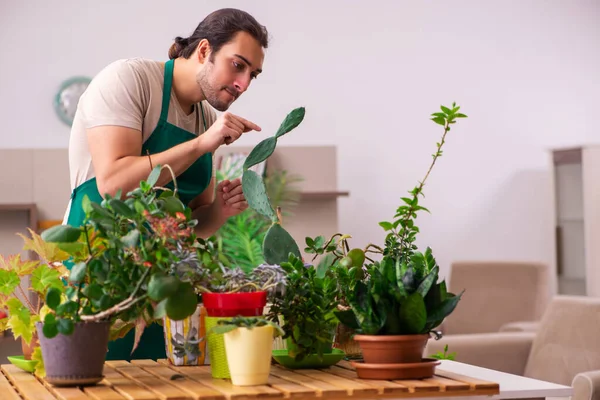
[331,103,468,379]
[209,316,283,386]
[37,165,202,386]
[0,230,70,377]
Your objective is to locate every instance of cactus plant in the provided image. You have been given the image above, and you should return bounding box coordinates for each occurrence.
[242,107,306,265]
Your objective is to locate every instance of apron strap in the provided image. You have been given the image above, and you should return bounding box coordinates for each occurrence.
[162,58,207,132]
[160,59,175,121]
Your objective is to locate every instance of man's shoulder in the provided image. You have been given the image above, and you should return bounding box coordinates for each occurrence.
[98,57,163,78]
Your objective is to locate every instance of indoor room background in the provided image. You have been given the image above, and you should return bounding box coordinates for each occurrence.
[1,0,599,297]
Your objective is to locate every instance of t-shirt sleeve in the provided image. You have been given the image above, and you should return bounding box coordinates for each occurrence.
[78,59,147,131]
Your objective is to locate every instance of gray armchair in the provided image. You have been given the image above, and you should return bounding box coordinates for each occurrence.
[426,295,600,400]
[441,261,551,335]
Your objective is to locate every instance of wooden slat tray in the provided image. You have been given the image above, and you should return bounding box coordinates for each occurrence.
[1,359,499,400]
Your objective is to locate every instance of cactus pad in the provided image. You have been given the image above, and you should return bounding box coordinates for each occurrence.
[242,169,277,221]
[275,107,306,138]
[243,137,277,170]
[263,223,301,265]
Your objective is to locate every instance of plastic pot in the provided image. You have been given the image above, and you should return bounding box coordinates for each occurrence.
[224,325,274,386]
[202,292,267,317]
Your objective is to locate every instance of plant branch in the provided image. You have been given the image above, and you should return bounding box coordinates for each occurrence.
[17,286,36,314]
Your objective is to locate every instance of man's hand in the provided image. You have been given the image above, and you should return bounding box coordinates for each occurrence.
[198,112,261,153]
[217,178,248,219]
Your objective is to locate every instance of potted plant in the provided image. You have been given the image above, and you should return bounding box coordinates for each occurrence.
[0,230,71,376]
[266,253,346,368]
[37,165,202,386]
[332,103,468,380]
[209,316,283,386]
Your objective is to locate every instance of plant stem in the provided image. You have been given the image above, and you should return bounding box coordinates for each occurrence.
[17,286,36,314]
[397,121,450,251]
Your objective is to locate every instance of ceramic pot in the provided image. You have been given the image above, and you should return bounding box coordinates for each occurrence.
[163,304,207,366]
[353,334,429,364]
[202,292,267,317]
[36,321,110,387]
[224,325,274,386]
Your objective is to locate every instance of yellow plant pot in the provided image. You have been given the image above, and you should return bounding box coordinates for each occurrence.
[224,325,274,386]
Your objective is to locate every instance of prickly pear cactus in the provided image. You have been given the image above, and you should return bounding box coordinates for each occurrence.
[242,107,305,265]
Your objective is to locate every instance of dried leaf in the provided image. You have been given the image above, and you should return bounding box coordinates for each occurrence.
[131,317,147,355]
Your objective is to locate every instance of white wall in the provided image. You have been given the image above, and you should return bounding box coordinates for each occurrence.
[2,0,600,281]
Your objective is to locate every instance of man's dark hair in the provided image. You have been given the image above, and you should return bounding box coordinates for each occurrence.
[168,8,269,60]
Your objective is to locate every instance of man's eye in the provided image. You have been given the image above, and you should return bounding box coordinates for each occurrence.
[233,61,244,70]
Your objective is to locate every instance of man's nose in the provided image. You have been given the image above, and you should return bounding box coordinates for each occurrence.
[234,75,251,94]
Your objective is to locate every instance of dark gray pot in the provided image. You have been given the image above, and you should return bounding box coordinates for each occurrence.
[36,321,110,387]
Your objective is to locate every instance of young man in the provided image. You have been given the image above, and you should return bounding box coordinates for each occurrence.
[64,8,269,360]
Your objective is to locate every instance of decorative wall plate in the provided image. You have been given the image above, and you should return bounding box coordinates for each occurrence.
[54,76,91,126]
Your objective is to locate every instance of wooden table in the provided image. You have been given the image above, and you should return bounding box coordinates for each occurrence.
[0,359,572,400]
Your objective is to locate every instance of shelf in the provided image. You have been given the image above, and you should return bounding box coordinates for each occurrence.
[0,203,38,231]
[300,191,349,200]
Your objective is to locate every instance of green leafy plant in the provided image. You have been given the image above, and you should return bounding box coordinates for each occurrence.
[209,316,284,337]
[329,103,467,336]
[430,344,456,360]
[266,253,339,362]
[39,165,206,350]
[241,107,305,265]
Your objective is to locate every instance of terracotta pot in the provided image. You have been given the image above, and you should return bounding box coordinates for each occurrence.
[36,321,110,387]
[353,334,429,364]
[21,332,39,360]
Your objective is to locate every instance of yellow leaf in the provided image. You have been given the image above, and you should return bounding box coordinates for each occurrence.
[0,316,8,332]
[32,346,45,378]
[17,229,71,263]
[0,254,39,275]
[109,319,134,341]
[8,314,32,344]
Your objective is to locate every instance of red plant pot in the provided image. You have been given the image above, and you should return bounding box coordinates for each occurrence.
[202,291,268,317]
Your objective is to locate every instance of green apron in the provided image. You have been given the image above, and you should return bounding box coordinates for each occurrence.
[66,59,212,361]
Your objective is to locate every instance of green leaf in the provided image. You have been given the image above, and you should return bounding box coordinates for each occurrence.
[153,299,168,319]
[427,290,464,325]
[398,292,427,334]
[90,203,113,219]
[209,324,238,335]
[430,112,446,118]
[0,270,20,295]
[148,275,180,302]
[57,318,75,335]
[243,137,277,170]
[263,224,301,265]
[42,319,58,339]
[69,262,87,283]
[56,301,78,317]
[431,116,446,126]
[316,253,334,279]
[455,113,468,118]
[161,196,185,215]
[417,266,438,297]
[441,105,452,115]
[165,282,197,321]
[378,221,394,231]
[82,283,103,301]
[333,309,360,330]
[45,287,62,310]
[40,224,81,243]
[314,236,325,248]
[275,107,305,138]
[146,165,161,187]
[305,237,315,247]
[81,195,93,215]
[31,265,63,292]
[108,199,135,218]
[242,170,277,221]
[120,229,140,248]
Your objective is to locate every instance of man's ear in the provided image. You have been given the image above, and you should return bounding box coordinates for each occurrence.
[196,39,212,64]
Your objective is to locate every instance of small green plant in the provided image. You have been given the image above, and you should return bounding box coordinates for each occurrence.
[241,107,305,265]
[431,344,456,360]
[267,253,339,362]
[209,316,284,337]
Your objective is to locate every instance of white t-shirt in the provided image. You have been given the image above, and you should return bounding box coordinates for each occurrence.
[63,57,217,222]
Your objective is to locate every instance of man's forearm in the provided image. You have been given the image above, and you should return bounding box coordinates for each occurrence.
[192,201,227,239]
[97,137,210,199]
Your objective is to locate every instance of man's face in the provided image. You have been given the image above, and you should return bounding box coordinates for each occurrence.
[196,31,265,112]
